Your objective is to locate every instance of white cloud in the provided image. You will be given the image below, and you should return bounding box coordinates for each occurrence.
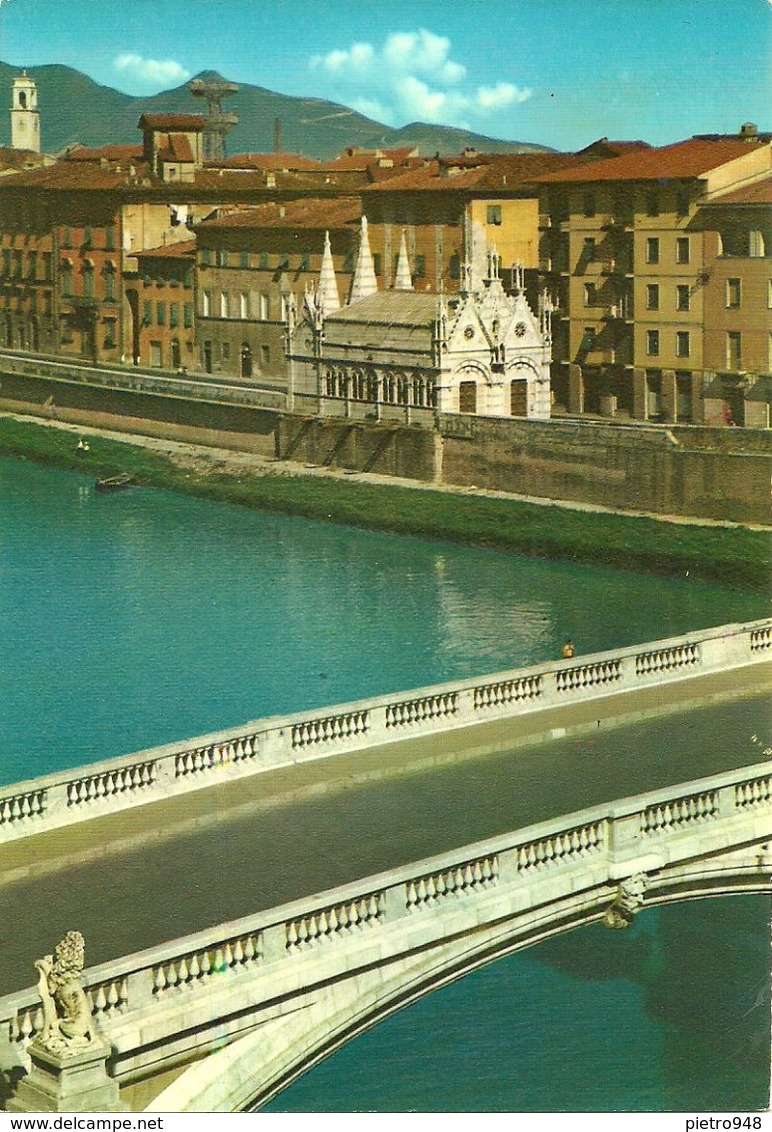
[114,53,191,87]
[308,29,530,129]
[476,82,532,111]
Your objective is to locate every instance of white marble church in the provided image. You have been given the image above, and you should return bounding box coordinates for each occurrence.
[286,217,552,422]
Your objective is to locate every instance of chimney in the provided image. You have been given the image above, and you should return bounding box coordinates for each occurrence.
[273,117,282,154]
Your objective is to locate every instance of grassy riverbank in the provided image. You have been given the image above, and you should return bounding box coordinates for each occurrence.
[1,415,768,591]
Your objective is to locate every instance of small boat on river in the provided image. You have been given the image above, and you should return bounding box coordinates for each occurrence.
[95,473,134,493]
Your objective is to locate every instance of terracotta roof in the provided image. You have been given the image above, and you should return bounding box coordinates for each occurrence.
[535,138,770,183]
[0,160,137,191]
[161,134,195,163]
[363,152,584,193]
[134,239,196,259]
[699,176,772,206]
[197,197,361,232]
[63,144,143,163]
[139,114,205,131]
[218,153,322,171]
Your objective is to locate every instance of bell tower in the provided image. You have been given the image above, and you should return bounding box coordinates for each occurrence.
[11,71,40,153]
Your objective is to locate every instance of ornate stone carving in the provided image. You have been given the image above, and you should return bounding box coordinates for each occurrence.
[33,931,94,1052]
[602,873,647,930]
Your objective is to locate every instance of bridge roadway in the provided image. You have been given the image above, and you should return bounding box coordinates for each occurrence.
[1,662,769,1000]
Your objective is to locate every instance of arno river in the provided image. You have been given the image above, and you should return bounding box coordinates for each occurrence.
[1,455,769,1112]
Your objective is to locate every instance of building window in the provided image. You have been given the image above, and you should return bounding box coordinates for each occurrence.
[220,291,230,318]
[103,317,116,348]
[170,303,179,328]
[646,329,660,356]
[216,249,228,268]
[579,326,595,353]
[156,301,166,326]
[105,226,116,251]
[221,341,230,361]
[202,290,211,317]
[104,265,115,300]
[726,331,741,370]
[12,250,22,278]
[487,204,502,226]
[82,264,94,299]
[646,283,659,310]
[259,293,269,320]
[61,227,72,248]
[184,302,193,329]
[260,344,270,367]
[343,250,354,273]
[645,191,659,217]
[28,251,37,279]
[749,230,765,257]
[415,254,426,278]
[259,253,269,269]
[200,249,211,267]
[143,300,152,325]
[0,249,9,275]
[43,252,52,281]
[676,331,690,358]
[83,226,93,249]
[372,252,381,276]
[725,278,741,308]
[240,251,250,269]
[43,291,52,316]
[675,189,689,216]
[646,237,659,264]
[299,253,311,272]
[676,237,690,264]
[240,292,249,319]
[582,193,596,218]
[582,237,596,261]
[676,284,690,311]
[449,253,460,280]
[583,282,596,306]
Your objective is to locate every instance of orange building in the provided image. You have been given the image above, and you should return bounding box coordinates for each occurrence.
[128,241,196,370]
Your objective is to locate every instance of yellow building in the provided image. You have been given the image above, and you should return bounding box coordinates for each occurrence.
[537,130,771,424]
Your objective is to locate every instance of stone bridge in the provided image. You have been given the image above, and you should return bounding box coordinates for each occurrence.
[1,619,770,1110]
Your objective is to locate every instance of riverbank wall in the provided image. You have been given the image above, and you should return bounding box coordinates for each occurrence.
[0,359,769,524]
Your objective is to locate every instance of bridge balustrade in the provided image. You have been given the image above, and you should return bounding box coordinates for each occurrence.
[2,756,770,1083]
[1,618,769,848]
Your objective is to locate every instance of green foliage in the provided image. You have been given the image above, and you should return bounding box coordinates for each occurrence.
[1,417,767,591]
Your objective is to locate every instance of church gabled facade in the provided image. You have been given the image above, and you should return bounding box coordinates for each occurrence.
[287,217,552,422]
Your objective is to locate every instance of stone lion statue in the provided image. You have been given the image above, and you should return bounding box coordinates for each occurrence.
[34,931,93,1052]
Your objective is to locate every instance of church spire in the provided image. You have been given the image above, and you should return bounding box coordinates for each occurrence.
[348,215,378,304]
[394,228,413,291]
[317,230,340,315]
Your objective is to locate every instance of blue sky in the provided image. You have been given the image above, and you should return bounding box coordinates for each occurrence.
[0,0,769,149]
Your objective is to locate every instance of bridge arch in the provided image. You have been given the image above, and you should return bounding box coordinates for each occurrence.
[145,845,770,1112]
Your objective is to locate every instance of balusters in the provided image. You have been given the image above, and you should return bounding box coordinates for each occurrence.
[385,693,458,729]
[406,855,499,910]
[0,788,46,827]
[474,675,543,711]
[735,776,772,810]
[750,627,772,652]
[66,762,157,806]
[291,710,369,750]
[285,891,385,951]
[640,790,718,834]
[516,821,605,874]
[635,643,698,677]
[151,933,262,995]
[555,660,621,693]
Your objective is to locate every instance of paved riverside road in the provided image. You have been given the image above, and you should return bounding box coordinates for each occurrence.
[1,666,770,998]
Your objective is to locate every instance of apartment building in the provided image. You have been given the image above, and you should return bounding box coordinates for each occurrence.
[536,130,771,424]
[194,197,360,381]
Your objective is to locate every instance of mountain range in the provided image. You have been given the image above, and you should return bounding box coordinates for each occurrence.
[0,62,551,160]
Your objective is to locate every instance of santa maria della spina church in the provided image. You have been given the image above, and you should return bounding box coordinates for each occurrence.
[288,219,553,423]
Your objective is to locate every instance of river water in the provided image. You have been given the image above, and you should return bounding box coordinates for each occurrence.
[1,456,769,1111]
